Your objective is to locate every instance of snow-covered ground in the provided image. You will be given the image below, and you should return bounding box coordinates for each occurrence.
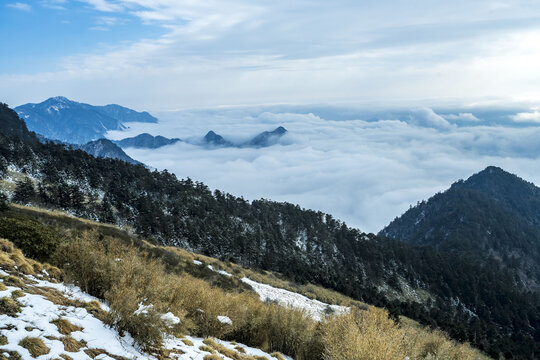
[198,259,349,322]
[0,266,289,360]
[241,277,349,321]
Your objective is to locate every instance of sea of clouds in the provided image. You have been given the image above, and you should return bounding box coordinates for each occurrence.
[106,105,540,233]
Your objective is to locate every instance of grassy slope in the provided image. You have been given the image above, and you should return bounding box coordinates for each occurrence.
[0,204,490,359]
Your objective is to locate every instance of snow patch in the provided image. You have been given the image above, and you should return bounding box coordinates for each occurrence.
[241,277,349,321]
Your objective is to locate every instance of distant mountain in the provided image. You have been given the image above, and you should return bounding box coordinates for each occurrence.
[202,131,233,147]
[78,139,139,164]
[243,126,287,148]
[15,96,158,144]
[200,127,288,148]
[114,133,181,149]
[380,166,540,288]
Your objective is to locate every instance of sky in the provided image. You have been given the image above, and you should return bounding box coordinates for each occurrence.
[3,0,540,232]
[2,0,540,109]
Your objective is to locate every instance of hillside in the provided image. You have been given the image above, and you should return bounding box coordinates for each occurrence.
[14,97,157,144]
[0,204,487,360]
[380,167,540,289]
[78,139,140,165]
[1,102,538,358]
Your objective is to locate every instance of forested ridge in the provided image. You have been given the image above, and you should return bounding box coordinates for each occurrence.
[1,102,539,359]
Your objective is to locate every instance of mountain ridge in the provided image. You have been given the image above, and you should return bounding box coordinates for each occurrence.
[15,97,158,144]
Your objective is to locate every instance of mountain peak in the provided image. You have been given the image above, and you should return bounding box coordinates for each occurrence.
[15,98,158,144]
[273,126,287,134]
[50,96,70,102]
[203,130,232,147]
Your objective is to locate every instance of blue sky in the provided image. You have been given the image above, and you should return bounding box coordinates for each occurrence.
[2,0,540,110]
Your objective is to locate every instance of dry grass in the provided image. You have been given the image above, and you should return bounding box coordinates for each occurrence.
[0,350,22,360]
[0,282,6,291]
[52,231,488,360]
[163,245,364,309]
[19,337,50,358]
[322,307,487,360]
[11,289,24,298]
[4,275,24,288]
[181,339,194,346]
[0,296,21,316]
[0,335,7,346]
[61,336,85,352]
[0,238,61,282]
[52,318,83,335]
[270,352,285,360]
[203,355,222,360]
[199,345,215,353]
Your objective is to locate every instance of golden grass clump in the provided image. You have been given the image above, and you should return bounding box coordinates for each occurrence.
[270,352,285,360]
[19,337,50,358]
[0,335,7,346]
[61,336,85,352]
[0,239,14,253]
[199,345,215,353]
[181,338,194,346]
[0,282,6,291]
[322,307,408,360]
[11,289,24,298]
[0,296,21,316]
[203,355,222,360]
[52,318,83,335]
[4,275,24,288]
[322,306,488,360]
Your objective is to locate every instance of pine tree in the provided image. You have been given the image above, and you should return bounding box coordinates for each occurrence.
[12,177,36,204]
[0,191,8,211]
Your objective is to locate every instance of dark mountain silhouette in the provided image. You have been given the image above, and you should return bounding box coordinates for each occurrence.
[380,166,540,289]
[114,133,181,149]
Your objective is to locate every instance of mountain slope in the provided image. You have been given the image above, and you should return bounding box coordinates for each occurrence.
[380,166,540,289]
[15,97,157,144]
[114,133,181,149]
[1,102,538,358]
[78,139,140,164]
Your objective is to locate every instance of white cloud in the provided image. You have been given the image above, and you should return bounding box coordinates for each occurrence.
[511,110,540,123]
[409,108,453,130]
[79,0,123,12]
[104,106,540,233]
[7,2,31,11]
[443,113,481,122]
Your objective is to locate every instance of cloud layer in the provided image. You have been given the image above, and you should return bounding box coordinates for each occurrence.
[107,106,540,233]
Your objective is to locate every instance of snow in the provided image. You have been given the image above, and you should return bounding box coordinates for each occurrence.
[217,315,232,325]
[162,335,293,360]
[0,278,144,360]
[1,267,292,360]
[192,259,202,265]
[26,275,111,311]
[207,264,233,277]
[241,277,349,322]
[134,302,153,315]
[161,312,181,325]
